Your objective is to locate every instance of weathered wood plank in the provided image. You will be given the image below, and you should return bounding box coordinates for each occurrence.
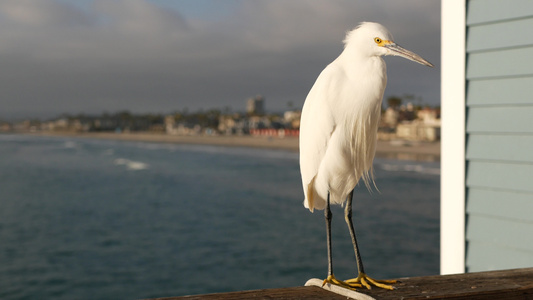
[146,268,533,300]
[148,286,348,300]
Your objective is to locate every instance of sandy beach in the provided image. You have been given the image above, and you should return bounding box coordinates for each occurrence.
[32,131,440,162]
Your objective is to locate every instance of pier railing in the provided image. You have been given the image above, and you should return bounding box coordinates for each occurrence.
[146,267,533,300]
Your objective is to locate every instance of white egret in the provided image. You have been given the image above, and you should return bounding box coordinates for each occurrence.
[299,22,433,290]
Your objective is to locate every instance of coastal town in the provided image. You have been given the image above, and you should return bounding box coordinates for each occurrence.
[0,95,440,144]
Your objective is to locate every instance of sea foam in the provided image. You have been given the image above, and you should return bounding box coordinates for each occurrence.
[114,158,149,170]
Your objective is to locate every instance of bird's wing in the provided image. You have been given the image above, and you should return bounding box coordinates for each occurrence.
[299,64,344,211]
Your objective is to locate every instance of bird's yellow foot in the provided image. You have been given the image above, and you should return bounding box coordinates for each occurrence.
[322,274,363,290]
[345,272,397,290]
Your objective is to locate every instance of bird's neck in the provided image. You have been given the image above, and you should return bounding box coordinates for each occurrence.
[337,49,386,81]
[333,48,387,164]
[333,49,387,114]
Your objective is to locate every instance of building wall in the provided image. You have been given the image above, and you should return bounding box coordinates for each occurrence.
[464,0,533,272]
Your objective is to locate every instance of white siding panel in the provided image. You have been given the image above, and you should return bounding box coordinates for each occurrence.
[467,46,533,79]
[466,106,533,134]
[467,0,533,25]
[466,241,533,272]
[467,17,533,52]
[467,76,533,106]
[466,214,533,251]
[466,188,533,222]
[466,161,533,193]
[466,134,533,162]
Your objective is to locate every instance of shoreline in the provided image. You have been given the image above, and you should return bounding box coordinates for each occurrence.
[23,131,440,162]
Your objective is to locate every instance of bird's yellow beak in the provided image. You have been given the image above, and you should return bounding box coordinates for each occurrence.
[384,42,434,67]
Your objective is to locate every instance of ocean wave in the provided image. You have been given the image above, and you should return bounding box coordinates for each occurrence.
[134,142,298,161]
[102,149,115,156]
[113,158,149,170]
[377,162,440,175]
[64,141,78,148]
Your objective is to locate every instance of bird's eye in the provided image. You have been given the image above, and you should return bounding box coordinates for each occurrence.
[374,37,382,44]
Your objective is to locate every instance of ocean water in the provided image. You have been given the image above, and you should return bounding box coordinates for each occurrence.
[0,134,440,300]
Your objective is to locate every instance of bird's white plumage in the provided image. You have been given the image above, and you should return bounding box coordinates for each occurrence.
[299,22,433,290]
[299,22,394,212]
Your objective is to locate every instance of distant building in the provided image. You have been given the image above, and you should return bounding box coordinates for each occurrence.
[251,115,273,129]
[218,114,247,135]
[382,107,399,128]
[417,107,440,125]
[379,105,440,142]
[399,102,416,122]
[283,110,301,129]
[165,115,178,134]
[395,107,441,142]
[396,120,440,142]
[0,122,12,132]
[246,95,265,115]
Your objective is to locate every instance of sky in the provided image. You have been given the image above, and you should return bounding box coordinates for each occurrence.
[0,0,441,120]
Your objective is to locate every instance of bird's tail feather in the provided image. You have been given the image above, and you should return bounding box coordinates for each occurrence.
[304,176,316,212]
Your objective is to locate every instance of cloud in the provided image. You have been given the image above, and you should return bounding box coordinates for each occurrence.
[0,0,440,119]
[94,0,189,34]
[0,0,95,27]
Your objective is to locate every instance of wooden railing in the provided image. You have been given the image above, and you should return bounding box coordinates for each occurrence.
[147,267,533,300]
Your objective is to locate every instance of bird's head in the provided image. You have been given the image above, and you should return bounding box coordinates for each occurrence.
[344,22,433,67]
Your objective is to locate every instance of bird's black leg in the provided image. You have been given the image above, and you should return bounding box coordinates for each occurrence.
[343,189,397,290]
[325,191,333,278]
[322,191,349,288]
[345,189,365,275]
[321,189,395,290]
